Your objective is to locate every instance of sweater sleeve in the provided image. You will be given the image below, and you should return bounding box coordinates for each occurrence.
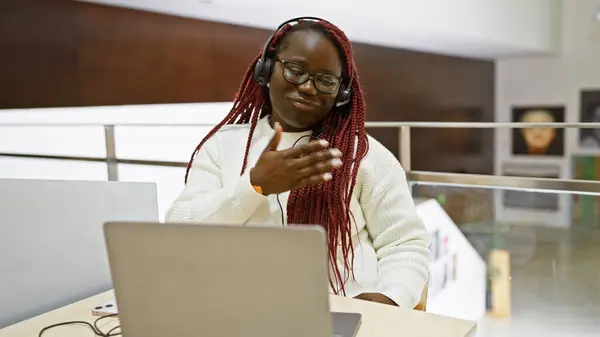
[165,133,267,224]
[359,141,431,308]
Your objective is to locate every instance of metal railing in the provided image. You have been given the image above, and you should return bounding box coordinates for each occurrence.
[2,121,600,195]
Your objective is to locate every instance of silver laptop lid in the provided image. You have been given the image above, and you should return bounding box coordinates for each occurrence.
[104,222,334,337]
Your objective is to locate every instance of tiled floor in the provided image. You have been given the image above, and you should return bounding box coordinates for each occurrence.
[476,226,600,337]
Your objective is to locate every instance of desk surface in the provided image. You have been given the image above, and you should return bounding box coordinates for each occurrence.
[0,291,476,337]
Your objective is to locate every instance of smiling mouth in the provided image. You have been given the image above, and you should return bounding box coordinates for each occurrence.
[288,98,319,111]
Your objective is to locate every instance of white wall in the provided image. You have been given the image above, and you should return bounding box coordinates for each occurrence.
[79,0,560,59]
[495,0,600,227]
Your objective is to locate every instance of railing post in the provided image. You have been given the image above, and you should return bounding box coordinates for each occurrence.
[399,126,412,194]
[399,126,411,172]
[104,125,119,181]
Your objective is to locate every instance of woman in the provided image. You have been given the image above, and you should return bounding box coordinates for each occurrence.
[166,17,430,308]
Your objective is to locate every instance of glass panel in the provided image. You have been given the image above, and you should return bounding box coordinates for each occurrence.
[116,164,186,221]
[114,126,213,162]
[0,126,107,158]
[0,157,108,181]
[410,182,600,336]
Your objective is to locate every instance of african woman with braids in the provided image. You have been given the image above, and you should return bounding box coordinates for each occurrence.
[166,18,430,308]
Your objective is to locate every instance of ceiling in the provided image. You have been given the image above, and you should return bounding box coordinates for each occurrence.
[77,0,561,60]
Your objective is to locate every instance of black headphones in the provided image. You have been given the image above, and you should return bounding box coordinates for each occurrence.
[253,17,353,108]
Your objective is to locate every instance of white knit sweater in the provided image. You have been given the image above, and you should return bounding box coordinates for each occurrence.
[165,116,431,308]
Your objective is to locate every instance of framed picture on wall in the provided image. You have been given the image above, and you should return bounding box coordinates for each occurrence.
[502,163,561,211]
[579,90,600,149]
[511,106,565,156]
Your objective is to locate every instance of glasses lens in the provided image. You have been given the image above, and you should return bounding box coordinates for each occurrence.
[315,74,340,94]
[282,61,341,94]
[283,63,309,84]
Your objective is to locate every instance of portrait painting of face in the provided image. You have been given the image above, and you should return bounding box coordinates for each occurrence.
[512,106,565,156]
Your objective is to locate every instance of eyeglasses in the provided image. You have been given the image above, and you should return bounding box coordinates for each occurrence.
[276,58,342,94]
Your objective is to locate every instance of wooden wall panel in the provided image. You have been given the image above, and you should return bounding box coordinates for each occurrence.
[74,5,268,104]
[353,46,494,173]
[0,0,79,108]
[0,0,495,174]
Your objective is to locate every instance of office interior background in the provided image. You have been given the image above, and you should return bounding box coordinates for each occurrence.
[1,0,600,336]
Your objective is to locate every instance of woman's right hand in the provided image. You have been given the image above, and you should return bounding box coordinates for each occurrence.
[249,123,344,195]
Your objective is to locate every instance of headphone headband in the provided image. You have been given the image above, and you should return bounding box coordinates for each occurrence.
[258,17,334,65]
[254,17,353,107]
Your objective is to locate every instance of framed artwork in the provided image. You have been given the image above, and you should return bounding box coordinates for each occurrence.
[511,106,565,156]
[579,90,600,149]
[502,163,561,211]
[571,156,600,228]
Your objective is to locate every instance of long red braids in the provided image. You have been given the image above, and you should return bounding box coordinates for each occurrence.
[184,19,369,295]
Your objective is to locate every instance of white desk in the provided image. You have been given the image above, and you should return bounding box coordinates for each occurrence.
[0,291,476,337]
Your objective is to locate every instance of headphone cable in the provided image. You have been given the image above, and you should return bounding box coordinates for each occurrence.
[274,121,333,226]
[38,314,120,337]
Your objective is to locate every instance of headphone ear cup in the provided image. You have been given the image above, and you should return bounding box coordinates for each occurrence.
[254,57,274,86]
[335,84,352,107]
[253,60,265,85]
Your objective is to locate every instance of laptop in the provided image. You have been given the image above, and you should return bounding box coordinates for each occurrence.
[103,222,362,337]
